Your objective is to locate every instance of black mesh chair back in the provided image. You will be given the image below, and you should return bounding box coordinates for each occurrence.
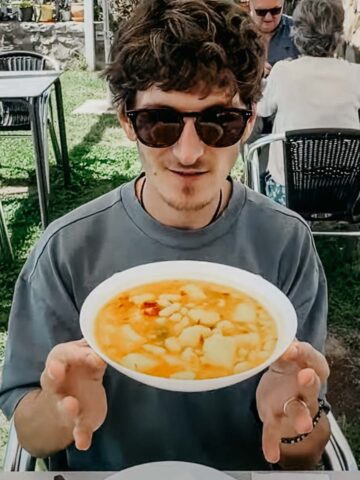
[284,129,360,222]
[0,53,48,72]
[0,51,58,130]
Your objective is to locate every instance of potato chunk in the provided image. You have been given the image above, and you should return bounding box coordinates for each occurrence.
[203,334,236,369]
[180,283,206,300]
[178,325,211,348]
[188,308,220,327]
[233,303,257,323]
[121,353,158,372]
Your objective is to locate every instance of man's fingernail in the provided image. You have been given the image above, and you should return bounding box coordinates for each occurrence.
[47,368,55,380]
[268,453,279,464]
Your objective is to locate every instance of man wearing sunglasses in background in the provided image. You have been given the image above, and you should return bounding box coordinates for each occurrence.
[0,0,330,473]
[250,0,299,76]
[247,0,299,188]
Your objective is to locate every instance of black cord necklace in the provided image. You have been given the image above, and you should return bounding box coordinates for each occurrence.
[139,177,223,226]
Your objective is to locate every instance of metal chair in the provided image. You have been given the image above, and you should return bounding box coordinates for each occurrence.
[0,199,13,263]
[0,50,70,200]
[2,411,358,471]
[244,129,360,236]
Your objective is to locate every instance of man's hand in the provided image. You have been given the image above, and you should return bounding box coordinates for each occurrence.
[256,340,330,464]
[40,339,107,451]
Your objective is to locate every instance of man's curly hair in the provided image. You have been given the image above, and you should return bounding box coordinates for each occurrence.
[104,0,265,112]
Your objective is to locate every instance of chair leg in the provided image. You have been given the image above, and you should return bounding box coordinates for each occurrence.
[54,80,71,187]
[0,201,13,263]
[29,97,49,229]
[48,98,62,168]
[41,102,50,196]
[48,118,62,167]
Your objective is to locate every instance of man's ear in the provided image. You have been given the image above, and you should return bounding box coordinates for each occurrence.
[241,104,257,144]
[118,110,137,141]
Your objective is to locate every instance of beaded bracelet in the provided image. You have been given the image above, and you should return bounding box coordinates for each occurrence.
[281,399,330,444]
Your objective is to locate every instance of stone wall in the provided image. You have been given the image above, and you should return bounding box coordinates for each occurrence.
[343,0,360,49]
[0,21,86,68]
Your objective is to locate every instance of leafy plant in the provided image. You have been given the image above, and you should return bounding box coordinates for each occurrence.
[19,0,33,7]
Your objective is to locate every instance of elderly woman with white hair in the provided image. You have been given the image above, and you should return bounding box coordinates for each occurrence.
[256,0,360,206]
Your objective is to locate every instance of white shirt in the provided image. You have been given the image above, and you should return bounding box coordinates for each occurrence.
[257,56,360,185]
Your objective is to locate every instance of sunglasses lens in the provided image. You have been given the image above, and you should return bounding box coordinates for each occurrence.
[197,109,249,147]
[133,109,182,148]
[255,6,282,16]
[270,7,282,15]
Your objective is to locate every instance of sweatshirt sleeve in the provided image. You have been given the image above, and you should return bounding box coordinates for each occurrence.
[0,240,81,420]
[278,221,328,355]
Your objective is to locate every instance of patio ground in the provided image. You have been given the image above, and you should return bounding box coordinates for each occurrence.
[0,69,359,468]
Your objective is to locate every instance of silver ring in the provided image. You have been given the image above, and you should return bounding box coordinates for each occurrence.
[283,396,309,416]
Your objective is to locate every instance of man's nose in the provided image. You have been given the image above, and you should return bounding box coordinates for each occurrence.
[172,118,205,165]
[264,11,273,20]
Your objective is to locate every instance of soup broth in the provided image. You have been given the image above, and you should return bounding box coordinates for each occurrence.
[94,279,277,380]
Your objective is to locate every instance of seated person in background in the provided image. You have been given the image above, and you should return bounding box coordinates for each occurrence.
[246,0,299,157]
[257,0,360,206]
[0,0,330,472]
[250,0,299,76]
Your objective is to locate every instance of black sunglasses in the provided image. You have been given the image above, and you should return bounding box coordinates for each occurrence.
[126,107,253,148]
[255,6,282,16]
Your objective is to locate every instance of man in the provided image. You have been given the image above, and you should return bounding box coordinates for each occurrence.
[0,0,330,472]
[250,0,299,75]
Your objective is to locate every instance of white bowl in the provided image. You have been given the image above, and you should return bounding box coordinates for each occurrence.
[80,260,297,392]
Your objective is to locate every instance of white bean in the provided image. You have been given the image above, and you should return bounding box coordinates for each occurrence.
[159,294,182,302]
[233,303,257,323]
[143,344,166,356]
[159,303,181,317]
[181,284,206,300]
[169,313,182,322]
[130,293,155,305]
[165,337,182,352]
[121,353,158,372]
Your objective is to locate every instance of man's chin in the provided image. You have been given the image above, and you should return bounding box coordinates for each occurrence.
[261,24,277,33]
[161,195,212,213]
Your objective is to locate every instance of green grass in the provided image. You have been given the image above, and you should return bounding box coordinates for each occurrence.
[0,69,359,469]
